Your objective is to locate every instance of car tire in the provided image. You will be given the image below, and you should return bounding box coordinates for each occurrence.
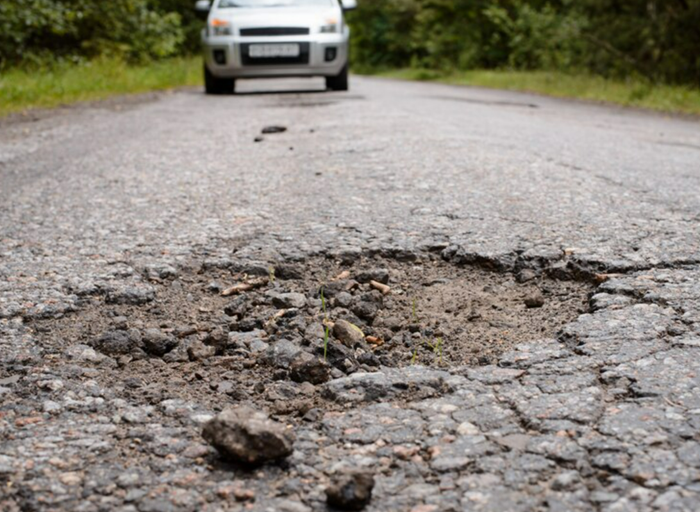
[204,65,235,95]
[326,65,349,91]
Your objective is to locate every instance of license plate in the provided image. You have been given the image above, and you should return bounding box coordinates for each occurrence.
[249,44,300,58]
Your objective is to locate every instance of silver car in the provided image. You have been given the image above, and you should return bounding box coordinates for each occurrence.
[195,0,356,94]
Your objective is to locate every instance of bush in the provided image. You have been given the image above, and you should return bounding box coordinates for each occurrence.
[348,0,700,86]
[152,0,205,53]
[578,0,700,84]
[483,2,587,70]
[0,0,187,67]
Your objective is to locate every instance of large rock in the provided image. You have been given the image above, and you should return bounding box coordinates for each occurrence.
[319,340,359,374]
[90,329,142,355]
[202,406,295,465]
[142,328,177,356]
[333,320,365,348]
[289,352,331,385]
[228,329,268,349]
[351,301,379,322]
[224,295,249,317]
[264,339,303,368]
[271,292,307,309]
[187,339,216,361]
[105,286,155,305]
[323,367,468,404]
[355,268,389,285]
[325,471,375,510]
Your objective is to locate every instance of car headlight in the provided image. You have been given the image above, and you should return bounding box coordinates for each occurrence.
[320,21,339,33]
[211,19,233,36]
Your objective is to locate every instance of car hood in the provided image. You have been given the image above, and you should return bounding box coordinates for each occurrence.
[212,7,340,28]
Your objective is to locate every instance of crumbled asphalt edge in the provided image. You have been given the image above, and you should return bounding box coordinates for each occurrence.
[1,242,699,511]
[440,238,700,279]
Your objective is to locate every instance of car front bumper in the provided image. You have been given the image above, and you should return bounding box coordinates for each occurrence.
[203,33,348,78]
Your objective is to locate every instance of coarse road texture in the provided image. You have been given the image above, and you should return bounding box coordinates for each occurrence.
[2,76,700,512]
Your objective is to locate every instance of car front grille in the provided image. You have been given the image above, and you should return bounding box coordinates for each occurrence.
[240,27,310,37]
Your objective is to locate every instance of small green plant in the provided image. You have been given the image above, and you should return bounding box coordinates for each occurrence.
[420,337,445,366]
[409,298,423,365]
[268,266,276,284]
[434,337,444,365]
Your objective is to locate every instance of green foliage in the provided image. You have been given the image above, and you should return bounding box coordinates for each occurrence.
[578,0,700,84]
[151,0,206,52]
[3,0,699,88]
[482,1,587,70]
[347,0,421,71]
[425,337,444,364]
[0,0,198,67]
[348,0,700,86]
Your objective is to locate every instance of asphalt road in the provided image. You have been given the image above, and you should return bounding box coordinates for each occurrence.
[1,76,700,511]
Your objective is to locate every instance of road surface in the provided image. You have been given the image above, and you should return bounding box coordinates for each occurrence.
[1,76,700,511]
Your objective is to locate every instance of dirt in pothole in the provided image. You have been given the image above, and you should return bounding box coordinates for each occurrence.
[30,255,593,417]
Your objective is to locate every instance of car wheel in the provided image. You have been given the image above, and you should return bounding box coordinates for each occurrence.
[204,65,235,95]
[326,65,348,92]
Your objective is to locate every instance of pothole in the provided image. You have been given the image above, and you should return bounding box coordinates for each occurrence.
[31,255,592,415]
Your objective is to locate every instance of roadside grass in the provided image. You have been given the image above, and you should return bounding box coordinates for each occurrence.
[0,57,203,117]
[369,68,700,116]
[4,58,698,118]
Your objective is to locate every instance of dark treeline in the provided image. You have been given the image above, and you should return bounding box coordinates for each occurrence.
[0,0,201,67]
[2,0,699,86]
[347,0,700,85]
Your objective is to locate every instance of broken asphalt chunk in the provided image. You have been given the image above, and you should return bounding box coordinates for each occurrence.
[202,406,295,465]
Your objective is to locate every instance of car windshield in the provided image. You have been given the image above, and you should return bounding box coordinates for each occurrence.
[219,0,334,7]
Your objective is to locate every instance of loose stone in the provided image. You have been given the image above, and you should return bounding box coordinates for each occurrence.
[289,352,331,385]
[524,293,545,308]
[333,320,365,348]
[202,406,295,465]
[325,470,375,511]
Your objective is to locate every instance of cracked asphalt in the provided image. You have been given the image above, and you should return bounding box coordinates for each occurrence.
[1,76,700,512]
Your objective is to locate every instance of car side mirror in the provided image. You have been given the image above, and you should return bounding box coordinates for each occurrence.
[195,0,211,20]
[340,0,357,11]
